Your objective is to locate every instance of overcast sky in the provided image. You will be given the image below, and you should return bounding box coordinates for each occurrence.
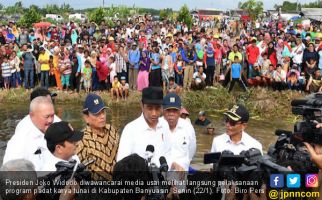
[1,0,319,11]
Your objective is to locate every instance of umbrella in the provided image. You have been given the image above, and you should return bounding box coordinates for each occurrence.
[33,22,52,29]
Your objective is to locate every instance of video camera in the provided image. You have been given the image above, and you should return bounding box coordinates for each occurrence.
[37,160,93,200]
[204,148,290,185]
[268,92,322,172]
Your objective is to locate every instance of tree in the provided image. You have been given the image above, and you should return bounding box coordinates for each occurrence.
[177,4,192,29]
[5,1,24,14]
[18,7,41,27]
[240,0,263,21]
[89,7,106,24]
[159,8,173,20]
[0,3,4,10]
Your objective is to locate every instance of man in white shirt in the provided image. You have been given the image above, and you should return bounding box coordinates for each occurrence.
[211,104,262,155]
[41,121,83,172]
[3,96,57,170]
[161,93,196,171]
[117,87,170,166]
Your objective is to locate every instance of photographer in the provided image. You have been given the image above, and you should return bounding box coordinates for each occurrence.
[304,123,322,170]
[40,121,83,172]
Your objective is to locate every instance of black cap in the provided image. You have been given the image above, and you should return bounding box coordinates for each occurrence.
[142,87,163,105]
[45,121,84,145]
[30,87,57,102]
[224,104,249,123]
[163,93,181,110]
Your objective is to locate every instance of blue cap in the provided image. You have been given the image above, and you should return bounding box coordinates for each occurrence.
[83,93,107,114]
[163,93,181,110]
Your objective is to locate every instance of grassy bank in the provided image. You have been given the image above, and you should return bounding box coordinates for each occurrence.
[0,86,305,121]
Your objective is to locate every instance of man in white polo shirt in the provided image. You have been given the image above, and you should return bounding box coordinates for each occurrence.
[210,104,262,155]
[117,87,170,166]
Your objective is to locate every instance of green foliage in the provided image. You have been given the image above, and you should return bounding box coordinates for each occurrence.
[177,4,192,29]
[159,8,173,20]
[89,7,106,25]
[239,0,263,21]
[5,1,24,14]
[274,1,299,12]
[302,1,322,8]
[17,7,41,28]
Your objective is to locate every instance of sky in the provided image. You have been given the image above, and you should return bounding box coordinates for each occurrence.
[0,0,319,11]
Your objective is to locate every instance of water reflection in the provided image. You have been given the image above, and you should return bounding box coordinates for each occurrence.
[0,103,293,168]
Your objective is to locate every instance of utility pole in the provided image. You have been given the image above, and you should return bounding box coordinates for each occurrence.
[103,0,105,8]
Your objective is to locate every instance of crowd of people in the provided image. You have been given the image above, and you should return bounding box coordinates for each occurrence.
[0,14,321,95]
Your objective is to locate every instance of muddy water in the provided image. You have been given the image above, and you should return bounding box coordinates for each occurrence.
[0,103,293,169]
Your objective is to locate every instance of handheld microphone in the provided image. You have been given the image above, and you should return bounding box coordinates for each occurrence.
[145,145,155,166]
[159,156,168,172]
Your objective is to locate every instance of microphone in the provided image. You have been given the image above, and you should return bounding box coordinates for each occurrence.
[145,145,155,165]
[159,156,168,172]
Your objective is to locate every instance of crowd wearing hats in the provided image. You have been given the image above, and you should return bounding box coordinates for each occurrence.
[0,15,321,94]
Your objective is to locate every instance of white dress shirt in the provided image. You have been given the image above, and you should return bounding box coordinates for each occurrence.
[160,117,196,171]
[117,114,170,167]
[210,131,262,155]
[3,114,61,171]
[40,152,80,171]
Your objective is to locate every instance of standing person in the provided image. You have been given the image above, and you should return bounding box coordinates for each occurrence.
[161,48,174,89]
[76,93,119,180]
[1,55,11,90]
[228,56,247,92]
[115,46,128,80]
[117,87,170,166]
[161,93,196,171]
[149,47,162,87]
[38,47,50,89]
[137,51,150,91]
[266,41,277,68]
[204,45,216,86]
[128,43,140,90]
[174,54,184,86]
[22,45,35,89]
[59,52,72,92]
[210,104,262,154]
[108,56,117,85]
[53,47,62,90]
[246,39,260,78]
[3,96,58,170]
[9,51,20,88]
[182,44,196,90]
[82,60,92,93]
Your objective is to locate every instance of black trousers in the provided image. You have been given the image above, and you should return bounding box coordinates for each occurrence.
[149,68,162,87]
[205,65,215,86]
[228,78,247,92]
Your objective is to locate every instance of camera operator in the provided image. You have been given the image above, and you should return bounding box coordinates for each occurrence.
[210,104,262,154]
[40,121,83,172]
[304,123,322,170]
[0,159,77,200]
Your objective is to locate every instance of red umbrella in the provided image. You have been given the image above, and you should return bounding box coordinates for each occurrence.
[33,22,52,29]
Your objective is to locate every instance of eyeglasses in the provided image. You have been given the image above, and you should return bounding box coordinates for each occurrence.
[225,118,242,126]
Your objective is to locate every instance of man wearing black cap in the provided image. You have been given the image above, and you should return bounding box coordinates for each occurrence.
[161,93,196,171]
[41,121,83,171]
[117,87,170,166]
[76,93,119,180]
[210,104,262,155]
